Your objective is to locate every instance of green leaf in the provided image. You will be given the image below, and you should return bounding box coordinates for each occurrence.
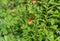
[48,0,54,4]
[49,25,58,30]
[57,6,60,9]
[48,18,56,25]
[55,36,60,41]
[1,27,8,35]
[2,0,8,5]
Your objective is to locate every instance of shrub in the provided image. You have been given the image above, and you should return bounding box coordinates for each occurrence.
[0,0,60,41]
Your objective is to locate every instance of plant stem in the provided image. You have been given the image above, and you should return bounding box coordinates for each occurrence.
[45,0,48,25]
[43,0,49,37]
[34,15,39,41]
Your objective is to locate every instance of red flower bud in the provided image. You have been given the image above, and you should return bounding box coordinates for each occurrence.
[28,18,32,24]
[32,0,36,4]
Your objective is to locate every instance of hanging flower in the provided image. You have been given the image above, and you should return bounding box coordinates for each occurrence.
[28,18,32,24]
[32,0,36,4]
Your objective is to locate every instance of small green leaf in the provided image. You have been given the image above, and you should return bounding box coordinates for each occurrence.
[48,18,55,25]
[49,25,58,30]
[1,28,8,35]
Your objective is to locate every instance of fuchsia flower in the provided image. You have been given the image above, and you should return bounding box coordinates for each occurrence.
[28,18,32,24]
[32,0,36,4]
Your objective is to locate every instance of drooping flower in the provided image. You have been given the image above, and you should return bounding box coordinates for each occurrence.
[28,18,32,24]
[32,0,36,4]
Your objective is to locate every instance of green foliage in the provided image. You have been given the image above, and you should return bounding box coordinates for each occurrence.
[0,0,60,41]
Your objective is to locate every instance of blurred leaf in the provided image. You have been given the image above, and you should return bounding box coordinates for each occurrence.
[49,25,58,30]
[48,18,56,25]
[1,27,8,35]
